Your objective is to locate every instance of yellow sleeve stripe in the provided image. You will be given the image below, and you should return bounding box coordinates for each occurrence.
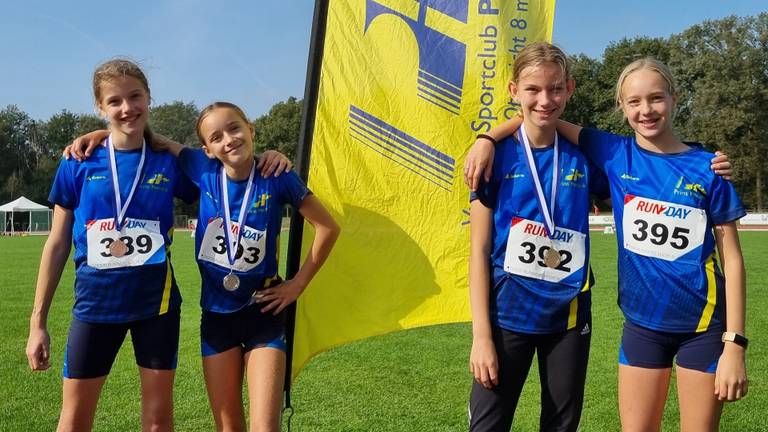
[158,227,174,315]
[567,264,592,330]
[695,253,718,333]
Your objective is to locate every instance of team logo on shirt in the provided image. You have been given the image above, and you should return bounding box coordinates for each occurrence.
[621,173,640,181]
[562,168,586,189]
[503,172,525,180]
[147,173,171,185]
[86,175,107,181]
[142,172,171,192]
[673,176,706,197]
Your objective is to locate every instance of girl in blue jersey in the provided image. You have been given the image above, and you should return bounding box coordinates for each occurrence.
[25,59,199,432]
[466,57,747,431]
[152,101,340,432]
[468,43,608,432]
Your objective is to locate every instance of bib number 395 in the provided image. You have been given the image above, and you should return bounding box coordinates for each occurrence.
[623,195,705,262]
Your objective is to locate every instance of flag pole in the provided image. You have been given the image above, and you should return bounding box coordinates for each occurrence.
[283,0,330,414]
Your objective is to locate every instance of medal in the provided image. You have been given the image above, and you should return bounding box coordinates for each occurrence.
[223,272,240,291]
[544,247,561,268]
[107,135,146,259]
[219,161,258,290]
[519,123,561,267]
[109,239,128,258]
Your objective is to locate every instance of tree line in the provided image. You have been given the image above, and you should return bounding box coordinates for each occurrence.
[1,14,765,212]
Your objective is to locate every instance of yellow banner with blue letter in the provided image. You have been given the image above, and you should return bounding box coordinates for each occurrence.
[293,0,556,379]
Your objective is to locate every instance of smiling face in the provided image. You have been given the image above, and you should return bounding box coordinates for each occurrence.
[619,68,677,142]
[96,76,150,139]
[509,61,574,130]
[198,107,255,169]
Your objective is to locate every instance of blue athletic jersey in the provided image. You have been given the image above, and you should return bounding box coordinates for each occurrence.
[48,145,198,323]
[473,134,609,333]
[178,148,310,313]
[579,128,746,332]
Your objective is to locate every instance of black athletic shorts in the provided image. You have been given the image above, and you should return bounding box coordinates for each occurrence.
[468,322,591,432]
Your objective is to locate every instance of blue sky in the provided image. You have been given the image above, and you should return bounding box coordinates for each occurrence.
[1,0,764,121]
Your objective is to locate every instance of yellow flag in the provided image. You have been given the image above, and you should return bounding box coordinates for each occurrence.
[293,0,556,379]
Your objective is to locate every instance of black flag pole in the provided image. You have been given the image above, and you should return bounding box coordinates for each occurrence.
[282,0,330,417]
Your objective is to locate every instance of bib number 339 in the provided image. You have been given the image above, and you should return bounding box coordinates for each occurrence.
[86,218,165,269]
[622,195,706,262]
[198,218,266,272]
[504,217,586,285]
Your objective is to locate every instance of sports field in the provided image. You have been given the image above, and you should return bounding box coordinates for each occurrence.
[1,232,765,431]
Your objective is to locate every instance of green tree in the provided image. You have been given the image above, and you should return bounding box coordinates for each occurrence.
[150,101,200,146]
[671,14,768,210]
[564,54,603,128]
[252,96,303,162]
[0,105,36,202]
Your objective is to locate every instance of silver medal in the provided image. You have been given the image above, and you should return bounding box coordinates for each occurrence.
[223,273,240,291]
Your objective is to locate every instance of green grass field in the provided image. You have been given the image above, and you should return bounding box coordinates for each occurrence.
[1,232,765,431]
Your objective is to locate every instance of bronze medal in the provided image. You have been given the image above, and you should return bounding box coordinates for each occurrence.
[109,239,127,258]
[544,247,561,268]
[223,273,240,291]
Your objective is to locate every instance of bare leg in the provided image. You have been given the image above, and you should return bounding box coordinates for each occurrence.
[677,366,722,432]
[57,376,108,432]
[618,364,671,432]
[203,347,246,432]
[138,367,175,432]
[244,347,285,432]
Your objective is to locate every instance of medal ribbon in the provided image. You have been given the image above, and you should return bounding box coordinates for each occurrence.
[518,122,559,238]
[220,161,257,271]
[107,135,146,232]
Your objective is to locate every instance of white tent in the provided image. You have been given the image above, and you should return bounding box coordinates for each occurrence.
[0,196,52,235]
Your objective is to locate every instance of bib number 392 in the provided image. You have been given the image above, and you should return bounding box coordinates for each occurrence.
[622,195,706,262]
[504,217,586,286]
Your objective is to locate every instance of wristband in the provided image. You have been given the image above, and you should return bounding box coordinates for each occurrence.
[722,332,748,349]
[476,134,498,146]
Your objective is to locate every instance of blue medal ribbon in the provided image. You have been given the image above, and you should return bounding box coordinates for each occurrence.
[518,122,559,238]
[107,135,146,232]
[219,161,257,272]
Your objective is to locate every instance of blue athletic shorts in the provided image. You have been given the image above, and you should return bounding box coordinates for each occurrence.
[619,320,723,373]
[63,309,180,379]
[200,302,286,357]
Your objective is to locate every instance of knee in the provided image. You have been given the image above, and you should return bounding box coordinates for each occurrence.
[142,404,173,432]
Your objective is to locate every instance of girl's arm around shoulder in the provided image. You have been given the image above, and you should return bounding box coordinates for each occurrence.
[26,205,74,371]
[468,199,498,390]
[713,222,748,402]
[464,116,523,191]
[255,195,340,315]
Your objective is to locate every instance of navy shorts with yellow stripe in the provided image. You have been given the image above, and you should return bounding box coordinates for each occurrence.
[200,302,287,357]
[63,309,180,379]
[619,320,723,373]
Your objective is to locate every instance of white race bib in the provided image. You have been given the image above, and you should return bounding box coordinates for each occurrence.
[86,218,165,269]
[503,217,586,285]
[622,195,706,262]
[198,218,266,272]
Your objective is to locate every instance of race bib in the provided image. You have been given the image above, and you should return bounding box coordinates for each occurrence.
[86,218,166,269]
[503,217,586,286]
[622,195,706,262]
[198,218,267,272]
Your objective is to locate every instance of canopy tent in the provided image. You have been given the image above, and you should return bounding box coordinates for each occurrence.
[0,196,52,234]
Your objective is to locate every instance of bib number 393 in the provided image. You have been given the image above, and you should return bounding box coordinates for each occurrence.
[503,217,586,286]
[86,218,165,269]
[198,218,266,272]
[622,195,706,262]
